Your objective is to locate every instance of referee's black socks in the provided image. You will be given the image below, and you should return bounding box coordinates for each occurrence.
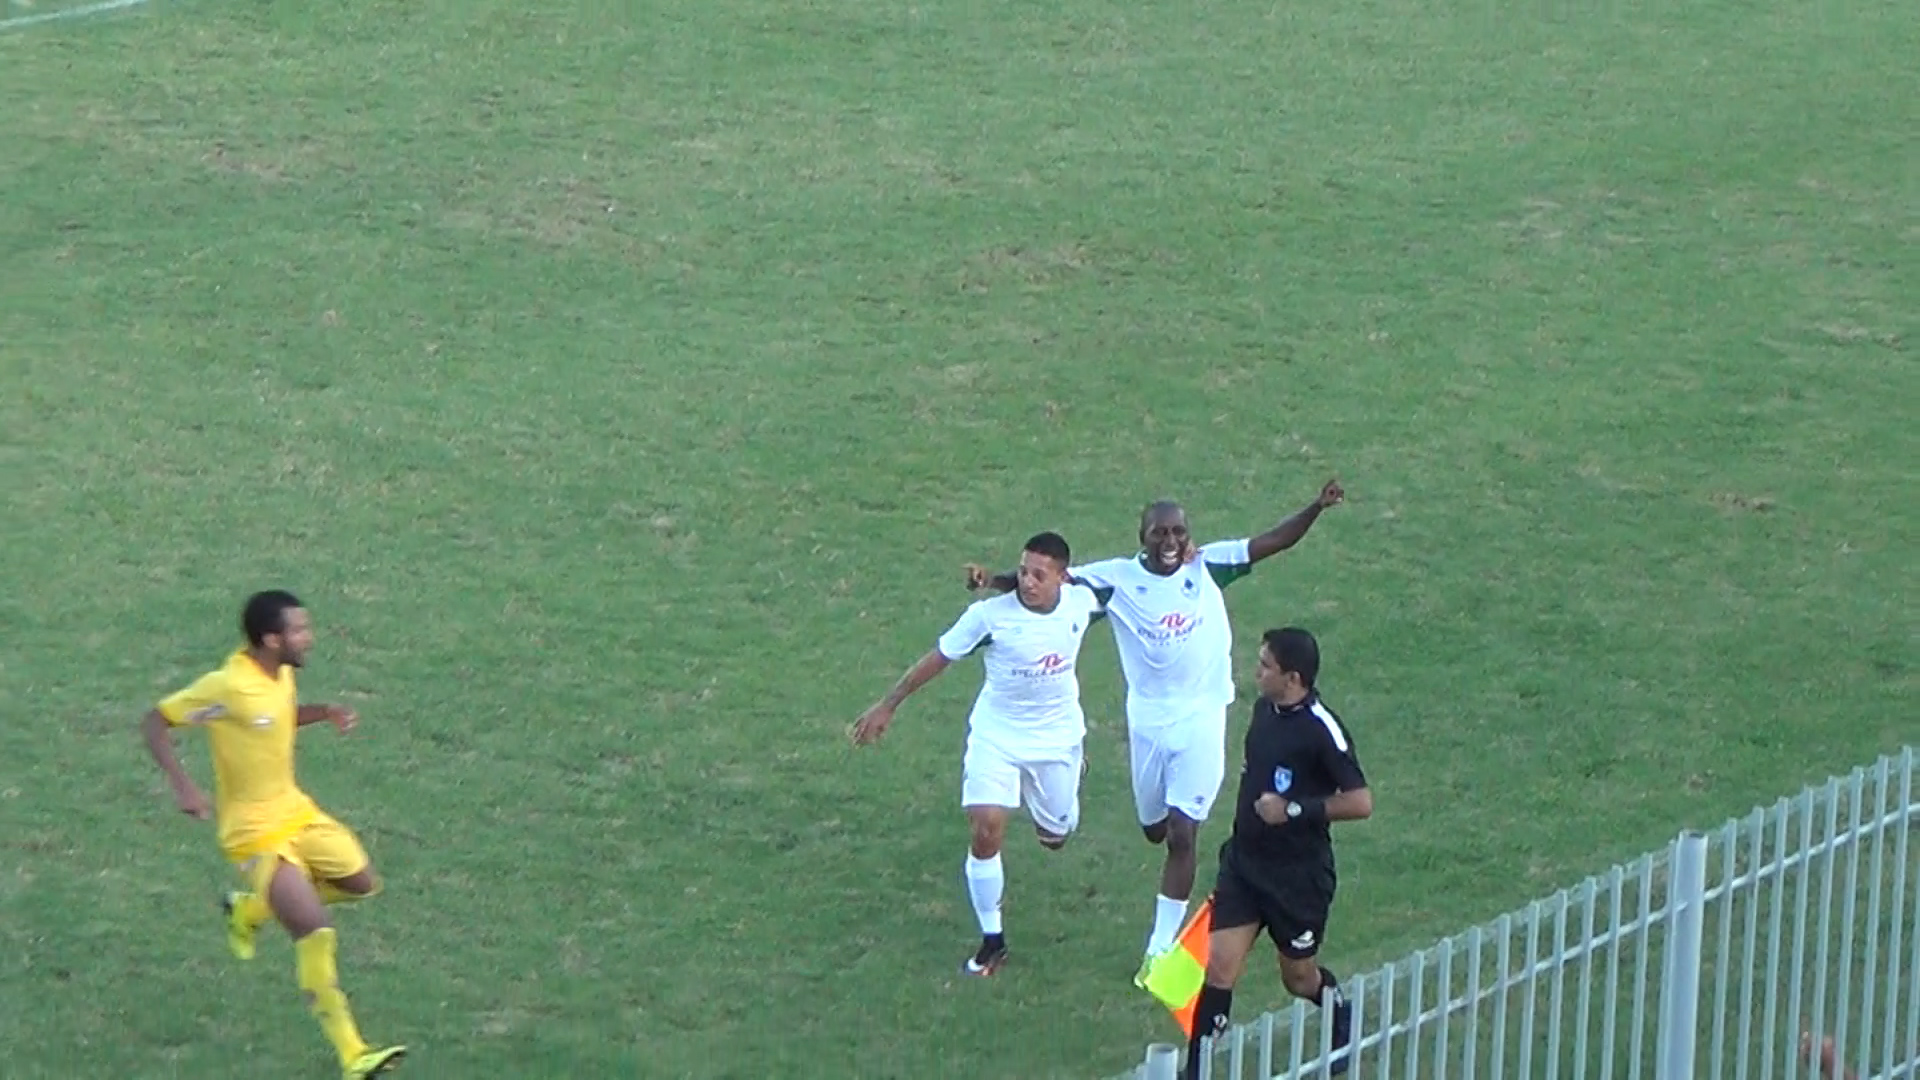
[1315,965,1344,1008]
[1185,984,1233,1079]
[1186,973,1347,1077]
[1319,965,1355,1072]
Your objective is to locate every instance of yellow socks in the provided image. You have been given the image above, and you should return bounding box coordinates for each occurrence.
[294,928,368,1066]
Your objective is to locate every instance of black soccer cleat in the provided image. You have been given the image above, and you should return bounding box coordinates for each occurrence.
[962,934,1008,977]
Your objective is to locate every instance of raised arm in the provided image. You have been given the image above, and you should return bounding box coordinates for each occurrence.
[1245,479,1345,564]
[851,650,952,746]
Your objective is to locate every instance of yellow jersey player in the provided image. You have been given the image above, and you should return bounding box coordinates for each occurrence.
[141,590,406,1079]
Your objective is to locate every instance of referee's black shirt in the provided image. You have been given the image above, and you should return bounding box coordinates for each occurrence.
[1227,691,1368,871]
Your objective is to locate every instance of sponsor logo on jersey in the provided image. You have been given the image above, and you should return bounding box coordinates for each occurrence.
[1013,652,1074,679]
[1137,610,1203,645]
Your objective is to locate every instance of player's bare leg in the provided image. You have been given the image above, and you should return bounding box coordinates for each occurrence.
[265,861,405,1078]
[318,866,383,905]
[226,865,382,961]
[1278,952,1352,1074]
[1156,811,1200,905]
[962,806,1011,976]
[1138,809,1201,977]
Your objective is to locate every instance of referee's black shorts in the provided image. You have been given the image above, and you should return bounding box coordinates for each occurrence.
[1210,842,1336,960]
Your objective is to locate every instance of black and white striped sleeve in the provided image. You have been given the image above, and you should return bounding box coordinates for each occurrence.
[1310,700,1367,791]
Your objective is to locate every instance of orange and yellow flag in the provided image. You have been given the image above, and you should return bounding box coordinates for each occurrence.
[1140,895,1213,1035]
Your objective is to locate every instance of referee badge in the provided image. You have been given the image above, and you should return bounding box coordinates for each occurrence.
[1272,766,1293,793]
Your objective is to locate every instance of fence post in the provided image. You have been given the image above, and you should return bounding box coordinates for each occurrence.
[1142,1042,1181,1080]
[1657,830,1710,1080]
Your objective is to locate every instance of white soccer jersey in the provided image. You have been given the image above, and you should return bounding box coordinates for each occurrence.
[936,583,1105,757]
[1070,538,1253,716]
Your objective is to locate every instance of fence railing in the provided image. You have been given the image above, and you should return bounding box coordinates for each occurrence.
[1113,746,1919,1080]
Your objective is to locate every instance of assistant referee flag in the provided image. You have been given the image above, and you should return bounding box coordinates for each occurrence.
[1141,895,1213,1035]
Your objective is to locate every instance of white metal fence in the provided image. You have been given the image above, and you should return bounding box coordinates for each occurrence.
[1114,746,1920,1080]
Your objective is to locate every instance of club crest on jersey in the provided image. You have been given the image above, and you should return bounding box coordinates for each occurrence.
[1181,576,1199,597]
[1272,766,1293,793]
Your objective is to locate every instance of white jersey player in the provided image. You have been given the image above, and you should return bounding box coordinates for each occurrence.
[854,531,1105,978]
[968,480,1344,977]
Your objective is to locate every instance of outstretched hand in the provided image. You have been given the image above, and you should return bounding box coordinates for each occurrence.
[1315,479,1345,510]
[963,563,992,590]
[851,703,895,747]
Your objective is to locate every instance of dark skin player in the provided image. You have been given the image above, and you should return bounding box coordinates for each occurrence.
[967,480,1345,906]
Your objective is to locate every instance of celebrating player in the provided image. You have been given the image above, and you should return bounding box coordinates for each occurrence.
[1185,627,1370,1079]
[140,590,406,1079]
[968,480,1343,978]
[853,532,1104,977]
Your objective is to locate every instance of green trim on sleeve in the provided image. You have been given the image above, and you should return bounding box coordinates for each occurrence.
[1206,560,1252,588]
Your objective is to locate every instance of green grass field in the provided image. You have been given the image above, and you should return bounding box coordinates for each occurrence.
[3,0,1914,1077]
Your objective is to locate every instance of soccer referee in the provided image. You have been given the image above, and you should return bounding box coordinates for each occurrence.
[1186,627,1372,1079]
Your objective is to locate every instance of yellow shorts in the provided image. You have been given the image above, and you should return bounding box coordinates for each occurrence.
[230,811,370,896]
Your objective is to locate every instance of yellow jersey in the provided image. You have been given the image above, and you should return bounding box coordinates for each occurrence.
[158,647,320,859]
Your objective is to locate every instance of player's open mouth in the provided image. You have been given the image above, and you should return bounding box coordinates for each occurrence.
[1155,546,1181,566]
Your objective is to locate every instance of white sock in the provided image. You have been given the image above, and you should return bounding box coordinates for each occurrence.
[965,854,1005,935]
[1147,894,1188,954]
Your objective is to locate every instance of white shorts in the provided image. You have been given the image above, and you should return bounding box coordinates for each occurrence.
[1128,704,1229,827]
[960,739,1084,838]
